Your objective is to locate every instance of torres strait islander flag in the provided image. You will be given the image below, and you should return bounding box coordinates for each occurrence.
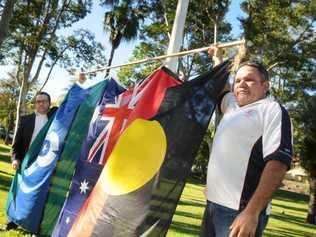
[52,67,181,237]
[68,60,231,237]
[6,83,90,233]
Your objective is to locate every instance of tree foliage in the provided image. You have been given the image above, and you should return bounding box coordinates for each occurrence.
[0,70,35,143]
[297,95,316,177]
[118,0,232,84]
[102,0,146,74]
[296,95,316,224]
[240,0,315,101]
[0,0,108,140]
[0,0,15,49]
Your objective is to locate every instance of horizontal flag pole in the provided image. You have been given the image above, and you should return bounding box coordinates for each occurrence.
[83,39,245,75]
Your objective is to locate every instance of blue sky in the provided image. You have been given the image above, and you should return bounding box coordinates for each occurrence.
[1,1,246,102]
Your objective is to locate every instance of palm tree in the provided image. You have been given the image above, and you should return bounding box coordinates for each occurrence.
[103,0,144,76]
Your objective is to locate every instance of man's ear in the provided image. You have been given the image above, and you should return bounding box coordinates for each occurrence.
[263,81,270,94]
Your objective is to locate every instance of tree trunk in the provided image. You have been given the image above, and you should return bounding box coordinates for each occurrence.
[307,176,316,224]
[0,0,16,48]
[5,107,15,145]
[105,46,116,77]
[13,78,29,143]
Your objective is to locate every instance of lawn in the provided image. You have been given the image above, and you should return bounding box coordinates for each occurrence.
[0,142,315,237]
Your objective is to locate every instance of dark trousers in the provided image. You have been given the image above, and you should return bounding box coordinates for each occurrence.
[200,201,269,237]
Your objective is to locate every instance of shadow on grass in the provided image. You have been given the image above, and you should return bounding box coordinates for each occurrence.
[265,225,315,237]
[262,189,315,237]
[270,211,314,230]
[273,189,309,203]
[178,199,205,208]
[186,176,205,186]
[0,145,11,164]
[0,170,13,177]
[173,210,202,220]
[0,172,13,192]
[272,202,308,213]
[0,144,11,154]
[0,155,11,164]
[169,220,200,236]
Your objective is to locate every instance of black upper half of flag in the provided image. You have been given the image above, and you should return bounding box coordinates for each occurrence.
[155,59,231,128]
[153,60,231,177]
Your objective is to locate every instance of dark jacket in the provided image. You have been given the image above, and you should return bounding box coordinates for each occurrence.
[12,107,58,161]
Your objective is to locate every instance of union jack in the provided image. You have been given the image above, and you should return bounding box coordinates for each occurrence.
[87,76,152,165]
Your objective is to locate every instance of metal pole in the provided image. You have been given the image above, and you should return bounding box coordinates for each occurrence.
[165,0,190,73]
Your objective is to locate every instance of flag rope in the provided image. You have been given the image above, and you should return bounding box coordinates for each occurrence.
[83,39,245,75]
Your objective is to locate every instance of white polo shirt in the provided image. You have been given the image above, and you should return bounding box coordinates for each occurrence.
[206,92,293,210]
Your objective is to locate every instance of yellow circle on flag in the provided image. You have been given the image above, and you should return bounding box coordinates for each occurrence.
[101,119,167,195]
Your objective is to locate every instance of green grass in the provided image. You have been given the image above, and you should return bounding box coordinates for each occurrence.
[0,142,315,237]
[0,143,32,237]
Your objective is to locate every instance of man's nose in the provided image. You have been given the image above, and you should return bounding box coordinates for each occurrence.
[238,79,247,87]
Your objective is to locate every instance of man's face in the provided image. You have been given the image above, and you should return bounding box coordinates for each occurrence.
[35,94,50,114]
[233,65,269,107]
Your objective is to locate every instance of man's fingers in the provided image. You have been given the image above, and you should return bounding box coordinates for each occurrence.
[229,223,255,237]
[208,47,215,57]
[250,228,256,237]
[229,220,239,237]
[76,71,86,84]
[12,160,19,170]
[12,163,17,170]
[229,226,238,237]
[236,227,247,237]
[229,217,237,230]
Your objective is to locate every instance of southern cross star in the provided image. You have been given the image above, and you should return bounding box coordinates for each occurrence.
[79,179,89,194]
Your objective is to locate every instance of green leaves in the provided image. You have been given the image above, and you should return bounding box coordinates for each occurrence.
[118,0,233,83]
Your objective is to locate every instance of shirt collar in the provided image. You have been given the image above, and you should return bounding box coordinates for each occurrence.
[35,111,48,117]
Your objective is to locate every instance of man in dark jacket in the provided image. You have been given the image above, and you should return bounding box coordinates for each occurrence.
[4,91,57,231]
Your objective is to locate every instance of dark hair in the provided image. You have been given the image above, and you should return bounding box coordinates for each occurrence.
[237,61,269,81]
[36,91,51,104]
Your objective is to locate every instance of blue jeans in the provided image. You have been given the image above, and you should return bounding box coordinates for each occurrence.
[200,201,269,237]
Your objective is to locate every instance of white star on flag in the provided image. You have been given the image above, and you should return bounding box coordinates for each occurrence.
[79,179,89,194]
[66,217,71,224]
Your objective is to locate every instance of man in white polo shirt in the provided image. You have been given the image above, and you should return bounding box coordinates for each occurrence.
[200,46,293,237]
